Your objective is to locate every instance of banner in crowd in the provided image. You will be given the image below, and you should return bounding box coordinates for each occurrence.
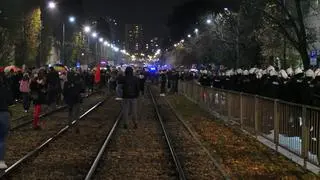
[95,64,101,84]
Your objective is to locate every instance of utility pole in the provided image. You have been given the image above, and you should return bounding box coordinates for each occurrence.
[62,23,65,65]
[95,41,98,63]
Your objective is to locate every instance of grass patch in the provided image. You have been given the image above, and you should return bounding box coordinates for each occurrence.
[167,94,317,179]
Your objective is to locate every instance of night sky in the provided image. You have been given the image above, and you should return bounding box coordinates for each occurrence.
[82,0,190,40]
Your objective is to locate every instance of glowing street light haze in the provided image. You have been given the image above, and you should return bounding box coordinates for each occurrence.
[84,26,91,33]
[48,1,56,9]
[92,32,97,38]
[69,16,75,23]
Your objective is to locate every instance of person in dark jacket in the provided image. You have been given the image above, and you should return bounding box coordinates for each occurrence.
[159,70,167,96]
[115,71,124,100]
[122,67,139,129]
[265,70,280,99]
[171,69,179,93]
[30,71,47,129]
[0,72,13,169]
[47,67,60,109]
[63,72,85,125]
[167,70,173,90]
[138,71,146,95]
[199,70,211,87]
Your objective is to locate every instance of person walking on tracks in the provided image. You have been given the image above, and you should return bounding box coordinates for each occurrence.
[47,67,60,110]
[63,71,85,126]
[0,73,13,169]
[122,67,139,129]
[159,70,167,96]
[30,71,47,130]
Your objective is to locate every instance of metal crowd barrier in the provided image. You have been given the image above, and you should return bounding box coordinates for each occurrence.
[178,81,320,168]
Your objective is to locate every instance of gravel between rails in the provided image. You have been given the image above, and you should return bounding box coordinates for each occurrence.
[6,98,121,180]
[5,93,105,167]
[93,95,176,180]
[155,93,224,180]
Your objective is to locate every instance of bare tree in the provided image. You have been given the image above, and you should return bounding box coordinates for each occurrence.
[250,0,317,68]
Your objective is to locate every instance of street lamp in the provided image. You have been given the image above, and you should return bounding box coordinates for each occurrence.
[194,28,199,33]
[84,26,91,33]
[187,34,191,38]
[48,1,56,9]
[206,19,212,24]
[99,37,104,42]
[62,16,77,65]
[69,16,75,23]
[92,32,97,38]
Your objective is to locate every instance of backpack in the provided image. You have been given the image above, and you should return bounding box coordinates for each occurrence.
[20,80,30,93]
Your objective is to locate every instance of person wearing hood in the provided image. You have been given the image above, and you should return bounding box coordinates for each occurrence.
[122,67,139,129]
[0,72,13,169]
[63,71,85,125]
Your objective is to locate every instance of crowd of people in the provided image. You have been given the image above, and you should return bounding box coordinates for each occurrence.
[0,67,98,127]
[0,67,99,169]
[179,66,320,107]
[2,63,320,169]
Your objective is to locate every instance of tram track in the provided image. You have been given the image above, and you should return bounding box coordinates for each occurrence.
[150,86,230,179]
[2,92,106,176]
[85,87,183,180]
[10,91,100,130]
[2,86,232,179]
[1,97,121,180]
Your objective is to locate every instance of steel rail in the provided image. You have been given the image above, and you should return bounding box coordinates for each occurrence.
[163,96,232,180]
[10,91,99,131]
[148,87,187,180]
[84,110,122,180]
[0,98,106,178]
